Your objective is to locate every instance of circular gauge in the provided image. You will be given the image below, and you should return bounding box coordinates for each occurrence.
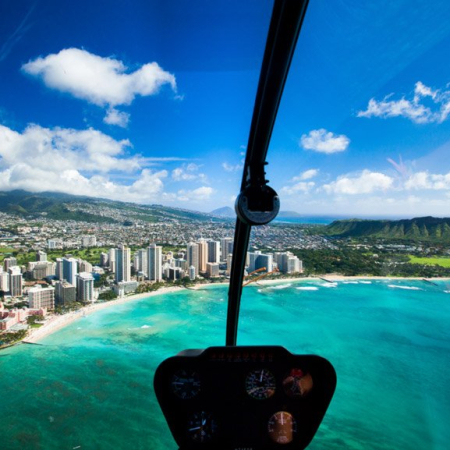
[282,368,313,398]
[268,411,297,444]
[187,411,218,443]
[171,369,201,399]
[245,369,276,400]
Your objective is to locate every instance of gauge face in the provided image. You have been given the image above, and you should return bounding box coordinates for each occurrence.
[187,411,218,443]
[268,411,297,444]
[282,368,313,398]
[171,369,201,399]
[245,369,276,400]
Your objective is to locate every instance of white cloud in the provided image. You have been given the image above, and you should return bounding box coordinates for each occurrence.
[323,170,394,195]
[0,123,139,173]
[22,48,177,125]
[222,162,243,172]
[0,163,168,204]
[293,169,319,181]
[281,181,315,196]
[103,108,130,127]
[358,81,450,124]
[177,186,215,202]
[0,123,183,203]
[172,163,206,182]
[405,171,450,190]
[300,129,350,154]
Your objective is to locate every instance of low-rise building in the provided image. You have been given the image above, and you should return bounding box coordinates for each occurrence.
[113,280,138,298]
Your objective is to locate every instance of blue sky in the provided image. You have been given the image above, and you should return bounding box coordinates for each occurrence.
[1,0,450,217]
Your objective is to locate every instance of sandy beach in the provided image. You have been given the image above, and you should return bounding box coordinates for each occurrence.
[22,275,450,344]
[24,286,184,343]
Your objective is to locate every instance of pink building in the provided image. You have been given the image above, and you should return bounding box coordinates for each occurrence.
[0,302,46,331]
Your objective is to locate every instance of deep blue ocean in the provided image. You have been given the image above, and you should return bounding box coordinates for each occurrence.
[1,279,450,450]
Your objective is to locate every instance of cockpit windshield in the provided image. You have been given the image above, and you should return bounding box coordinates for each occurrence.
[1,1,450,449]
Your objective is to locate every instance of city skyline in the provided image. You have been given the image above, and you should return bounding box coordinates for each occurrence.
[1,1,450,216]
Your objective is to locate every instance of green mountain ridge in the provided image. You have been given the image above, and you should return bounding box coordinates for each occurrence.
[0,190,215,223]
[325,216,450,241]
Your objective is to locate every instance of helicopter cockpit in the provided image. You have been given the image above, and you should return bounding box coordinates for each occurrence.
[154,2,337,448]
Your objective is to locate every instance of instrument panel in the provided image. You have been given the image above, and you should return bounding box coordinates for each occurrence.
[154,346,336,449]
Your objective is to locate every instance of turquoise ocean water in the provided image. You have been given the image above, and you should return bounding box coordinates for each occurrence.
[1,279,450,450]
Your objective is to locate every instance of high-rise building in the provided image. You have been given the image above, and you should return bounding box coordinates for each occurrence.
[29,285,55,309]
[56,258,64,280]
[135,248,148,275]
[100,252,109,267]
[8,266,23,297]
[109,248,117,273]
[197,240,208,273]
[287,256,302,273]
[187,243,199,276]
[226,253,233,276]
[220,237,233,262]
[175,258,188,271]
[0,271,9,293]
[31,262,56,280]
[36,250,47,262]
[62,258,78,286]
[275,252,302,274]
[206,262,220,278]
[189,265,196,281]
[207,241,221,264]
[148,244,162,281]
[55,280,76,305]
[115,245,131,283]
[79,260,93,273]
[168,267,183,281]
[247,251,273,273]
[4,257,17,272]
[76,272,94,302]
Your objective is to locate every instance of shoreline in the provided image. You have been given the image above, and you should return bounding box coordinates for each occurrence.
[23,286,184,344]
[19,275,450,344]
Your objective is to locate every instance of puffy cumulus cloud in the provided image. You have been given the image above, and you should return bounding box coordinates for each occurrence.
[103,108,130,127]
[323,170,394,195]
[22,48,177,125]
[177,186,215,202]
[405,171,450,190]
[172,163,207,182]
[300,129,350,154]
[0,163,168,203]
[0,122,179,203]
[293,169,319,181]
[358,81,450,124]
[0,123,138,173]
[281,181,315,196]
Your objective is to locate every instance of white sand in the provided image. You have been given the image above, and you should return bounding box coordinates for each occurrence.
[24,286,184,343]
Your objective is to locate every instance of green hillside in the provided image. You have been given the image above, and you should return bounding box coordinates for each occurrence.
[325,216,450,241]
[0,190,215,224]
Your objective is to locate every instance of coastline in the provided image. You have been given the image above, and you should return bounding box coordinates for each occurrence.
[20,275,450,344]
[23,286,184,344]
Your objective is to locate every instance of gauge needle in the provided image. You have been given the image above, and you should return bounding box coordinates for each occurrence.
[189,427,201,431]
[281,414,284,425]
[260,370,264,382]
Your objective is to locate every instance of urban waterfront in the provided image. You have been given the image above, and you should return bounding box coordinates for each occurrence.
[1,279,449,450]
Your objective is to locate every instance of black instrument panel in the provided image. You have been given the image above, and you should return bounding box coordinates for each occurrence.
[154,346,336,450]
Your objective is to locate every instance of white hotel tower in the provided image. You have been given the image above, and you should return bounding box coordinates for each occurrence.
[148,244,162,282]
